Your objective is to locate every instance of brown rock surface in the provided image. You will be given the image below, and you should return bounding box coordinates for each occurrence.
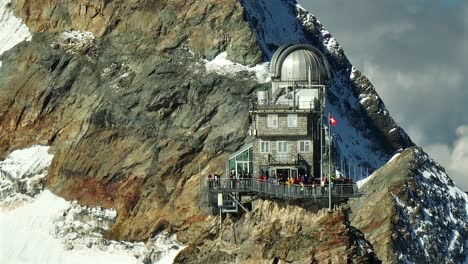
[174,200,380,263]
[350,148,468,263]
[0,25,259,240]
[12,0,263,64]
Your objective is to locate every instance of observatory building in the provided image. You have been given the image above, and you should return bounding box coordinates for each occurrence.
[203,44,357,214]
[227,44,331,181]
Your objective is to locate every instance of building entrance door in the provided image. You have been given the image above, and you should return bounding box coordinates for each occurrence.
[276,167,298,180]
[291,168,298,179]
[276,168,289,179]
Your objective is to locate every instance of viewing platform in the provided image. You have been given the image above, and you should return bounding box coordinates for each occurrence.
[207,178,358,200]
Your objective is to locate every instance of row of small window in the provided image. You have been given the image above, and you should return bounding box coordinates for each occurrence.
[267,114,298,128]
[260,140,311,153]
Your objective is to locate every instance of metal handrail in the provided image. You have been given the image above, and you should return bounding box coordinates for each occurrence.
[207,178,357,199]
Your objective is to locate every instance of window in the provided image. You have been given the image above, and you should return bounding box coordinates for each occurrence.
[288,114,298,127]
[277,141,289,160]
[298,140,311,153]
[267,114,278,128]
[277,141,289,153]
[260,141,270,153]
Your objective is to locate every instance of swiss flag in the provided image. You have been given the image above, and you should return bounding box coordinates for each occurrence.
[329,115,337,126]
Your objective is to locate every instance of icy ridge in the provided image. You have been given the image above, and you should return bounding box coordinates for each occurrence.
[0,0,31,68]
[241,0,309,58]
[0,146,185,264]
[392,149,468,263]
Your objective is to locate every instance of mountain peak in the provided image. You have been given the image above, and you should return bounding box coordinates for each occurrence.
[0,0,466,263]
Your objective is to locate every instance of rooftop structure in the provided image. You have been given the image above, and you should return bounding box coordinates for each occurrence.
[270,44,331,82]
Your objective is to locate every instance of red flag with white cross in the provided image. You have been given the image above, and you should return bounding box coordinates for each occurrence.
[329,115,337,126]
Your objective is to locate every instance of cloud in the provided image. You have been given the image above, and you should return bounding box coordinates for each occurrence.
[425,125,468,191]
[362,60,466,143]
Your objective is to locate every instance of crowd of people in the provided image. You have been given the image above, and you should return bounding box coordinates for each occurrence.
[207,171,354,189]
[258,173,353,187]
[228,170,252,180]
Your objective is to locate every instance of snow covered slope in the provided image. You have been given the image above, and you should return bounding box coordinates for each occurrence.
[241,0,310,58]
[0,145,52,207]
[0,0,31,67]
[0,146,184,264]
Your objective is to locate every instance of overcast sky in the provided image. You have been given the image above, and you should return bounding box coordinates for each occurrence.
[298,0,468,190]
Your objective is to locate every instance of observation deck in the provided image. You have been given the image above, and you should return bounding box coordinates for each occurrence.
[204,178,359,214]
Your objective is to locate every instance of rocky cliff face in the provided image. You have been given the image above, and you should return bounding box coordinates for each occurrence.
[350,147,468,263]
[175,202,379,264]
[2,0,269,241]
[0,0,466,263]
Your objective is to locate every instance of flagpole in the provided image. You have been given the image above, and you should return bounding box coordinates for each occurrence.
[320,93,323,184]
[328,112,332,213]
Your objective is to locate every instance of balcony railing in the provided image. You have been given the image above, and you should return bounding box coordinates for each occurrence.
[249,100,319,112]
[207,178,358,200]
[267,153,307,165]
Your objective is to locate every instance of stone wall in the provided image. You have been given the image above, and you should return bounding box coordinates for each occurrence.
[252,136,314,177]
[255,112,309,136]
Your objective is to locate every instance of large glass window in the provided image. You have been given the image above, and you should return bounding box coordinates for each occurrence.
[287,114,298,127]
[298,140,311,153]
[267,114,278,128]
[260,141,270,153]
[228,147,253,177]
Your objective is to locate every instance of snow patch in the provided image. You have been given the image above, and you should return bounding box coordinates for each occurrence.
[320,29,340,55]
[387,152,401,164]
[359,96,371,105]
[101,63,134,93]
[0,145,53,208]
[356,173,374,189]
[51,30,95,54]
[0,146,185,263]
[350,67,359,80]
[204,52,270,83]
[0,0,32,67]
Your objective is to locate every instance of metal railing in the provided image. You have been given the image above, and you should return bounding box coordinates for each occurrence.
[268,153,307,165]
[250,100,319,112]
[207,178,358,199]
[208,178,253,191]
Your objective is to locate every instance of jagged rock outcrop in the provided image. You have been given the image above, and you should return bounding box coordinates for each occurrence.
[12,0,263,64]
[175,201,379,264]
[350,147,468,263]
[0,30,261,240]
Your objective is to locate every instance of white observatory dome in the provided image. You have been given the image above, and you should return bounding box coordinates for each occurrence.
[280,49,322,82]
[270,44,331,84]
